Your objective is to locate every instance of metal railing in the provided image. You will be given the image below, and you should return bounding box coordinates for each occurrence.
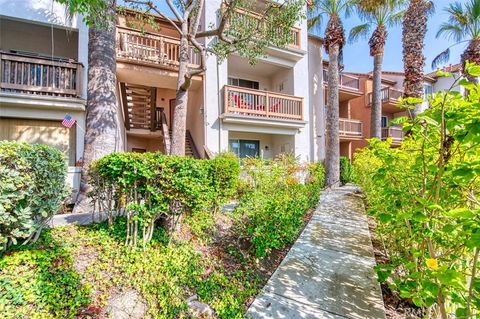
[224,85,303,120]
[0,51,82,97]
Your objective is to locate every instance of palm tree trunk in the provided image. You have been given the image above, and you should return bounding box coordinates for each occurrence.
[371,53,383,139]
[403,0,431,117]
[325,44,341,187]
[462,39,480,85]
[74,1,119,214]
[170,34,190,156]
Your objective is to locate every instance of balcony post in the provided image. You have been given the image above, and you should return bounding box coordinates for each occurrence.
[265,91,270,118]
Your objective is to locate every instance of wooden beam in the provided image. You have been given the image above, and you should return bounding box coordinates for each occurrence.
[120,82,131,130]
[150,87,157,132]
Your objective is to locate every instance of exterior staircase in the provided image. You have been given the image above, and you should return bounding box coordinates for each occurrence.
[168,130,201,158]
[119,82,200,158]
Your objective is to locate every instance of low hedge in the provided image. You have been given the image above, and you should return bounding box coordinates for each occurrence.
[0,141,67,250]
[88,152,240,248]
[233,157,324,257]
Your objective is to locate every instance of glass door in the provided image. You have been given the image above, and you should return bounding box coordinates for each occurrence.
[229,139,260,158]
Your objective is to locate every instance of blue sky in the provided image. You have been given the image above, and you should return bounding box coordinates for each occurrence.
[134,0,466,74]
[341,0,465,73]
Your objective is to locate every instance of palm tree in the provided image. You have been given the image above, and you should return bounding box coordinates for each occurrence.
[402,0,434,112]
[309,0,353,187]
[349,0,404,139]
[433,0,480,82]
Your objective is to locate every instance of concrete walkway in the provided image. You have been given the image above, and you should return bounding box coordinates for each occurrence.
[246,185,386,319]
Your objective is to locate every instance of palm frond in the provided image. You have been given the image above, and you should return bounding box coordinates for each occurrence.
[436,23,465,42]
[431,48,451,70]
[348,23,370,43]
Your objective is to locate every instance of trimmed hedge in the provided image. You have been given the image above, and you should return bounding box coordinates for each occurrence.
[88,152,240,248]
[0,141,67,250]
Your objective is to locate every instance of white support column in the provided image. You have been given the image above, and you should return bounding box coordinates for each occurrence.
[203,0,229,155]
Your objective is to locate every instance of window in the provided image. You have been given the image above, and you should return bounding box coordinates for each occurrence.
[228,77,259,90]
[229,139,260,158]
[423,84,433,100]
[381,116,388,128]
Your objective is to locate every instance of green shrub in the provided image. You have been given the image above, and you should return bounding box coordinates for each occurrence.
[354,64,480,316]
[339,156,353,185]
[0,141,67,250]
[234,157,323,257]
[88,152,240,247]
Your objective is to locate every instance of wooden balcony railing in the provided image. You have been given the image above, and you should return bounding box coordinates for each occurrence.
[116,26,201,68]
[0,52,82,98]
[382,126,404,143]
[368,87,404,105]
[233,8,301,49]
[339,118,363,138]
[224,85,303,120]
[323,69,360,90]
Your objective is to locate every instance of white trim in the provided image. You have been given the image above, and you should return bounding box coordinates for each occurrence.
[0,92,86,111]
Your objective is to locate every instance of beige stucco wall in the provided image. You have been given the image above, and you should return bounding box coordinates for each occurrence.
[0,17,79,60]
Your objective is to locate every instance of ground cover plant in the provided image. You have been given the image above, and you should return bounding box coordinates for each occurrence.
[0,152,324,318]
[354,64,480,318]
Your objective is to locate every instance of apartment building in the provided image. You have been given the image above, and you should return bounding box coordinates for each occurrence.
[0,0,88,200]
[114,1,313,161]
[345,71,438,158]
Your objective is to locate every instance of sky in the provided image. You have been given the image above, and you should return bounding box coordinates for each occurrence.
[340,0,465,73]
[125,0,466,74]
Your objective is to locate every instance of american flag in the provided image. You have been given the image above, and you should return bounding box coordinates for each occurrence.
[62,114,76,128]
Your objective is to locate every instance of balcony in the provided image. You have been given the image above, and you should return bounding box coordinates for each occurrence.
[382,126,404,146]
[116,26,201,70]
[323,70,362,102]
[232,8,304,62]
[222,85,305,128]
[368,87,404,113]
[0,51,83,98]
[339,118,363,140]
[233,8,301,49]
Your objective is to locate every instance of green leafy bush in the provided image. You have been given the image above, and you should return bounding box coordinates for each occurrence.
[0,141,67,250]
[340,156,353,185]
[234,156,323,257]
[88,152,240,248]
[354,64,480,316]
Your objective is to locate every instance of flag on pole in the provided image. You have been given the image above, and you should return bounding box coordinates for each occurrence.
[62,114,76,128]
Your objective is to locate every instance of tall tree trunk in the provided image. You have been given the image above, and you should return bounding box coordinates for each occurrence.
[74,1,118,214]
[461,39,480,85]
[325,44,340,187]
[403,0,431,117]
[170,34,190,156]
[371,53,383,139]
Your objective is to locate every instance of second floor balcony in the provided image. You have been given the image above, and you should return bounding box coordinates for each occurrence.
[116,26,201,70]
[368,87,404,112]
[339,118,363,140]
[323,70,362,102]
[0,51,83,98]
[222,85,305,128]
[382,126,404,146]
